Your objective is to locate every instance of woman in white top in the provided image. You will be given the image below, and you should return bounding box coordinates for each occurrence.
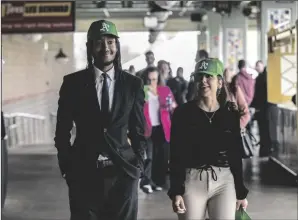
[140,67,177,193]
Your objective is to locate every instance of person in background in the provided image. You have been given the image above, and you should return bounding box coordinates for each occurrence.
[251,60,271,157]
[186,49,209,101]
[1,112,5,141]
[128,65,136,75]
[168,58,248,220]
[167,67,188,106]
[157,60,173,86]
[231,59,256,139]
[292,94,296,105]
[223,67,235,83]
[224,68,250,129]
[232,60,255,107]
[55,20,146,220]
[136,50,155,80]
[141,66,177,193]
[1,111,8,209]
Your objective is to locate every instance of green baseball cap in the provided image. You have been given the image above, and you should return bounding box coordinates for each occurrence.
[194,58,224,77]
[87,20,119,40]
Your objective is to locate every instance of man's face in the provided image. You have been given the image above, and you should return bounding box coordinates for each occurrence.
[177,68,183,78]
[195,51,205,63]
[145,54,155,66]
[256,62,264,73]
[92,35,117,66]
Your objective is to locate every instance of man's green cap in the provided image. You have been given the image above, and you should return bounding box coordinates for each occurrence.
[87,20,119,40]
[194,58,224,77]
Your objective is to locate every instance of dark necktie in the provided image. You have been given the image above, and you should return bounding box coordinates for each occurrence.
[101,73,109,126]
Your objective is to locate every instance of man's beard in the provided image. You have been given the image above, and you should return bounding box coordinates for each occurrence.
[102,60,114,66]
[94,58,114,67]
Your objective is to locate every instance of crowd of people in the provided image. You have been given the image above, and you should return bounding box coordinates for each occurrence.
[54,19,271,220]
[128,48,270,162]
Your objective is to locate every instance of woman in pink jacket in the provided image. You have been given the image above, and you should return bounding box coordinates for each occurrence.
[223,68,250,129]
[140,66,177,194]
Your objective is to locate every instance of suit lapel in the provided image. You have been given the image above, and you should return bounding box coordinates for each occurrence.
[110,70,123,123]
[84,68,101,113]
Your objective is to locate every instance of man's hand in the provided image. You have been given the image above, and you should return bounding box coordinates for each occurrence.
[172,195,186,214]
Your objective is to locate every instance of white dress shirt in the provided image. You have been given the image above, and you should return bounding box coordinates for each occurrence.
[94,65,115,161]
[94,65,115,111]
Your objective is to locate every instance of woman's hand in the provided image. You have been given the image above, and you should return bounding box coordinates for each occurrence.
[171,102,177,109]
[172,195,186,214]
[236,198,248,210]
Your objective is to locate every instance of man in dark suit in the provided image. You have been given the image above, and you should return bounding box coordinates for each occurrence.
[1,111,8,209]
[1,112,5,140]
[55,20,146,220]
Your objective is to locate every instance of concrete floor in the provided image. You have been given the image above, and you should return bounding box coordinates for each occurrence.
[1,145,297,220]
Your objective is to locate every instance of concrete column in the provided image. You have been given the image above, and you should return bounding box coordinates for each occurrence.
[260,1,297,64]
[197,23,209,52]
[207,12,222,60]
[222,9,248,73]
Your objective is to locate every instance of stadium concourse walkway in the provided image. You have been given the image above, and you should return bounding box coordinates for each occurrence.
[1,144,297,220]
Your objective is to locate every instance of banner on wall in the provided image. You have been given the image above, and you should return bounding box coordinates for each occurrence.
[268,8,291,32]
[1,1,75,34]
[226,28,244,72]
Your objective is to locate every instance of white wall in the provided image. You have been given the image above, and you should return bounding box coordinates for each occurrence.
[246,29,259,67]
[2,33,75,103]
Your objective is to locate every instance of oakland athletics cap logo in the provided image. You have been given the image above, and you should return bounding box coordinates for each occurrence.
[199,61,209,70]
[100,22,110,32]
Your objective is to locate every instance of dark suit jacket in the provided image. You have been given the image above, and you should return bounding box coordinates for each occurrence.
[54,68,146,180]
[1,111,5,140]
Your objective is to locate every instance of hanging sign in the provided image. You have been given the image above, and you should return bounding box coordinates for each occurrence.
[1,1,75,34]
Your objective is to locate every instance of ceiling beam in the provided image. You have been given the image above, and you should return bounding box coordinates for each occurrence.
[76,18,257,32]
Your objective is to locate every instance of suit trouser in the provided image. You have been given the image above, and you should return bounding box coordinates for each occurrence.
[66,165,138,220]
[256,108,271,157]
[151,125,169,187]
[177,167,236,220]
[140,138,154,186]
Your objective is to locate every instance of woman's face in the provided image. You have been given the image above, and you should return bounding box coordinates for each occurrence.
[196,74,223,98]
[148,71,159,87]
[160,63,170,78]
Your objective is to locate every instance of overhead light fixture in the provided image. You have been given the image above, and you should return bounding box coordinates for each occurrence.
[146,1,172,44]
[93,0,106,8]
[55,48,68,63]
[122,0,133,8]
[241,1,260,18]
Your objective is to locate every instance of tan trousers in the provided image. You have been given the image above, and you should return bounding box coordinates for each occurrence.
[178,166,236,220]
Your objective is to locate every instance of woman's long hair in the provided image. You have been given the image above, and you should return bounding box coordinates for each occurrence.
[86,37,122,72]
[143,66,162,86]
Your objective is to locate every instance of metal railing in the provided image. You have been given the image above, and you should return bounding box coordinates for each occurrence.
[3,113,48,148]
[50,112,76,145]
